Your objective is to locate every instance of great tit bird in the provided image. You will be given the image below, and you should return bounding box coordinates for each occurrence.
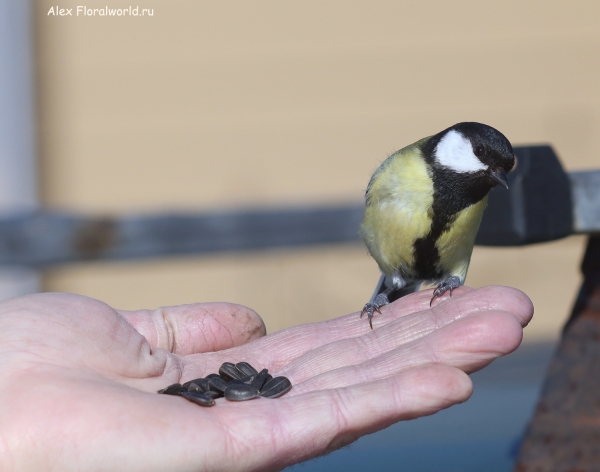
[359,122,515,328]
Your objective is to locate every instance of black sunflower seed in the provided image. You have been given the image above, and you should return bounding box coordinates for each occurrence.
[186,382,205,393]
[250,369,270,390]
[158,383,185,395]
[203,390,223,399]
[180,391,216,406]
[224,383,260,401]
[236,362,259,377]
[227,378,247,387]
[183,378,210,393]
[157,361,292,403]
[260,376,292,398]
[219,362,245,382]
[237,373,255,386]
[208,376,229,394]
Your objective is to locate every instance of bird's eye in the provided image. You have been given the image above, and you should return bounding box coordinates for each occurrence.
[474,145,485,158]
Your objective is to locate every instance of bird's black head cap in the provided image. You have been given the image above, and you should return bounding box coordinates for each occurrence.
[422,122,515,190]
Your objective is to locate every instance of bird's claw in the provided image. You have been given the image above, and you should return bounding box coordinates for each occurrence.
[430,276,462,306]
[360,304,382,329]
[360,304,378,329]
[360,293,389,329]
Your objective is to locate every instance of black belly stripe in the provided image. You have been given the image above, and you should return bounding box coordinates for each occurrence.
[411,167,491,280]
[412,211,458,280]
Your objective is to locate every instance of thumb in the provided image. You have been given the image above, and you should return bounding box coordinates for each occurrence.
[119,302,266,355]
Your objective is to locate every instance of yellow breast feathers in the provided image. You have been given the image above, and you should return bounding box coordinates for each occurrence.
[359,143,434,277]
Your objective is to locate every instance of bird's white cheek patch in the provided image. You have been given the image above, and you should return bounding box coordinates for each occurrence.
[434,130,487,173]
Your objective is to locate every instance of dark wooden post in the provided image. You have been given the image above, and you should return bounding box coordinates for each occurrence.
[514,235,600,471]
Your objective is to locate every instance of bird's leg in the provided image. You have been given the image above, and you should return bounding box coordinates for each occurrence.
[360,284,400,330]
[430,276,462,306]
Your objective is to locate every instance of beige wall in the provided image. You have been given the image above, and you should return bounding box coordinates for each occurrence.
[36,1,598,340]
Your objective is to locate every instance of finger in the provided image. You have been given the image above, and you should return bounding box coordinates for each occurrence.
[216,285,532,372]
[347,285,532,362]
[119,302,266,355]
[438,285,534,327]
[290,309,522,393]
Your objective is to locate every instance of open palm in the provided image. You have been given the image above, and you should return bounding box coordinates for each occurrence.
[0,286,533,471]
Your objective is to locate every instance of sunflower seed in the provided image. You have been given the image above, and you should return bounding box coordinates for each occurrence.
[260,376,292,398]
[208,376,229,394]
[227,378,247,386]
[180,391,216,406]
[219,362,245,382]
[236,361,259,377]
[158,383,185,395]
[250,369,270,390]
[157,361,292,403]
[224,383,260,401]
[203,390,222,399]
[183,378,210,393]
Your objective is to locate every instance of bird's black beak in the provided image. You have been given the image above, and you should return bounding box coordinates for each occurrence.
[489,168,509,189]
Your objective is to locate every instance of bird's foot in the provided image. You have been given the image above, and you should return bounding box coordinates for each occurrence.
[360,293,390,330]
[430,276,462,306]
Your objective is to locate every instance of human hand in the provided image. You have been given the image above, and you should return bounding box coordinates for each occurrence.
[0,286,533,471]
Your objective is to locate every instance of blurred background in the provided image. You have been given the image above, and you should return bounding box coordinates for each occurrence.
[4,1,600,470]
[33,0,599,340]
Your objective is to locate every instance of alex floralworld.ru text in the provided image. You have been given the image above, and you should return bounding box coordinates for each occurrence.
[47,6,154,17]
